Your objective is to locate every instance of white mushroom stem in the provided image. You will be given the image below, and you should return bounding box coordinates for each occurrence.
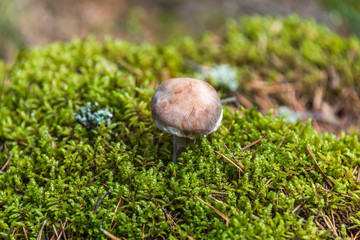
[173,136,194,162]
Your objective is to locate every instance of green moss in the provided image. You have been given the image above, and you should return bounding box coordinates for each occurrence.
[1,15,360,239]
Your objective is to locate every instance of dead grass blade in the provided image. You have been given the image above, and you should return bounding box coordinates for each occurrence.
[242,132,268,151]
[195,196,229,227]
[306,146,334,188]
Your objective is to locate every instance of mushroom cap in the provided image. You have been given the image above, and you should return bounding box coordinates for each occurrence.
[151,78,223,139]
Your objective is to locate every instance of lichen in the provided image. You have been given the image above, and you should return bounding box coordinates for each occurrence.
[74,102,113,129]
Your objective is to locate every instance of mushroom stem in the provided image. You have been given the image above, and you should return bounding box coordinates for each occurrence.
[173,136,194,162]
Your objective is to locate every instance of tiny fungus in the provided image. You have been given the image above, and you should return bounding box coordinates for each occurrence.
[151,78,223,162]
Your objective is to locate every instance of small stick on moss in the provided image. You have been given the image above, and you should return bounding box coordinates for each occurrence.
[142,224,145,239]
[215,150,244,173]
[162,208,177,228]
[110,197,124,229]
[322,214,338,238]
[316,185,351,198]
[211,191,227,195]
[110,222,117,231]
[357,168,360,184]
[93,189,112,214]
[265,178,273,185]
[18,141,35,148]
[12,227,18,236]
[60,218,68,240]
[37,220,47,240]
[307,146,334,188]
[278,138,285,148]
[291,201,305,214]
[223,144,245,170]
[242,132,267,151]
[314,220,327,232]
[353,230,360,239]
[0,152,11,174]
[208,195,224,204]
[52,225,59,239]
[23,226,28,240]
[44,131,56,148]
[195,196,229,227]
[99,228,121,240]
[50,218,67,240]
[161,208,194,240]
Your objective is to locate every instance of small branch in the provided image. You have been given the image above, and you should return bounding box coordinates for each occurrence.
[195,196,229,227]
[307,146,334,188]
[242,132,268,151]
[215,150,244,173]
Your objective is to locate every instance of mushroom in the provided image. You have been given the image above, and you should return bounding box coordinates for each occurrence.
[151,78,223,162]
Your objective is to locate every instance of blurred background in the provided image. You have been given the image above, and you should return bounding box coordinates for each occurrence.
[1,0,360,62]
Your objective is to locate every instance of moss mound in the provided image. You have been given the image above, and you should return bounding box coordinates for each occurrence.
[1,15,360,239]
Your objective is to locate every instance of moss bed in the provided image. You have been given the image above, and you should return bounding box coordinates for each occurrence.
[1,15,360,239]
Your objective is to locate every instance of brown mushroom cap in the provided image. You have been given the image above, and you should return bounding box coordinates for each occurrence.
[151,78,223,139]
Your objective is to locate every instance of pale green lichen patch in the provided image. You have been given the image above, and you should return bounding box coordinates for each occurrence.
[74,102,113,129]
[1,16,360,239]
